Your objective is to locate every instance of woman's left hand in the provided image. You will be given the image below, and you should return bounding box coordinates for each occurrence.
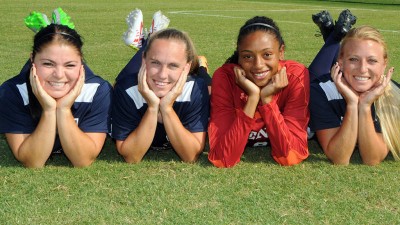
[260,66,288,103]
[359,67,394,107]
[57,65,85,110]
[160,64,190,111]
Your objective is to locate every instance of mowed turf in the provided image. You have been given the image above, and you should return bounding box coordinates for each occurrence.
[1,0,400,224]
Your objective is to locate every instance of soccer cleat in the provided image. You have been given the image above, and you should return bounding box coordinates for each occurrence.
[24,11,50,33]
[333,9,357,41]
[312,10,334,42]
[52,7,75,29]
[149,10,170,34]
[198,55,209,73]
[122,9,144,50]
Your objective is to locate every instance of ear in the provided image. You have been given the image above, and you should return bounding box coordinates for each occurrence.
[184,62,192,74]
[338,57,343,68]
[279,44,285,60]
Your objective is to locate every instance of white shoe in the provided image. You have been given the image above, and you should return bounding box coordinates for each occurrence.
[122,9,143,50]
[149,10,170,34]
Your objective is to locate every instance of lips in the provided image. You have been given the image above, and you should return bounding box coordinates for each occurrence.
[48,81,66,87]
[354,76,370,81]
[252,71,269,80]
[153,80,171,87]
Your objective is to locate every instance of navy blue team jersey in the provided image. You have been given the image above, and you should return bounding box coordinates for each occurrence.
[0,62,112,153]
[112,72,209,150]
[309,73,381,132]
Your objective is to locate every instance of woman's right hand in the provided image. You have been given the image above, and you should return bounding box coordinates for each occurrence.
[138,62,160,109]
[331,62,359,105]
[234,66,260,98]
[30,64,57,111]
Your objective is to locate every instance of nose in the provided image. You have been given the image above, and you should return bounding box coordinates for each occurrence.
[359,60,368,74]
[253,55,263,70]
[158,66,168,80]
[53,66,64,79]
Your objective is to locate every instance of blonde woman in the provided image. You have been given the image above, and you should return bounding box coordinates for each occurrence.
[310,25,399,165]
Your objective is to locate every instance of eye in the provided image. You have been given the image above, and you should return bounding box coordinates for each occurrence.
[43,62,54,67]
[241,54,253,61]
[168,63,180,70]
[66,63,77,68]
[151,60,160,65]
[263,53,272,58]
[368,58,378,64]
[349,57,358,62]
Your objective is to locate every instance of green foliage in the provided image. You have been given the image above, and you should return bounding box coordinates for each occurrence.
[1,0,400,224]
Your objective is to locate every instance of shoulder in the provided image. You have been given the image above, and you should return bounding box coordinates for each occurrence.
[281,60,308,81]
[212,63,237,86]
[0,73,29,103]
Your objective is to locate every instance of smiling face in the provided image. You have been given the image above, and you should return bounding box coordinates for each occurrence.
[33,42,82,99]
[144,38,189,98]
[339,38,387,93]
[238,30,284,87]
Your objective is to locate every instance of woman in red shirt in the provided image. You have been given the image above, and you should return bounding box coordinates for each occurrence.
[208,16,310,167]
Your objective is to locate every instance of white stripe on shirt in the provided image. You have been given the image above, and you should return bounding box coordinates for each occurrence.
[76,83,100,103]
[319,80,343,101]
[16,83,29,106]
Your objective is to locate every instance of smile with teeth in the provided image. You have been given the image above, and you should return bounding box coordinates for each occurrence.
[48,81,66,87]
[354,76,370,81]
[253,71,268,79]
[154,80,170,86]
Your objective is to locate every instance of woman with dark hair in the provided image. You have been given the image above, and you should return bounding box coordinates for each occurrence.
[0,14,112,168]
[208,16,310,167]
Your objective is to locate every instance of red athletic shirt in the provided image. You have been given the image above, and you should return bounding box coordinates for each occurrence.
[208,61,310,167]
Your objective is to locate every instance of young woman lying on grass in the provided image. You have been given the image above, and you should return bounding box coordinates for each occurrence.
[0,9,112,168]
[309,10,400,165]
[207,16,310,167]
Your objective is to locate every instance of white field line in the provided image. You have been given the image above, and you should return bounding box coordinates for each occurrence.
[168,9,400,33]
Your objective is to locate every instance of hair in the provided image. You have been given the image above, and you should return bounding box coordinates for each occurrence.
[143,28,199,73]
[341,25,400,160]
[226,16,285,64]
[28,23,84,120]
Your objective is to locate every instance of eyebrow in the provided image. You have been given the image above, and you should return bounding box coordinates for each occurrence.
[39,58,79,64]
[240,48,273,53]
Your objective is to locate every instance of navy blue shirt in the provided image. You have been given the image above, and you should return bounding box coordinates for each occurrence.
[112,72,209,150]
[0,63,112,153]
[309,73,381,132]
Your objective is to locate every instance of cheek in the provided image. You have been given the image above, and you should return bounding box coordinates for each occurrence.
[171,70,182,82]
[34,68,49,84]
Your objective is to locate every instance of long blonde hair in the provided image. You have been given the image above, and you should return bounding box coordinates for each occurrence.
[341,25,400,160]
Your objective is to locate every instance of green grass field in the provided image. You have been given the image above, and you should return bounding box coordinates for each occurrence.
[1,0,400,224]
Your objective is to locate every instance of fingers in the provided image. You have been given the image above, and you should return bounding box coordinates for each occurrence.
[234,66,246,83]
[174,63,190,91]
[383,67,394,86]
[30,64,45,96]
[74,65,85,92]
[273,66,288,87]
[29,64,38,94]
[138,62,148,92]
[331,62,342,83]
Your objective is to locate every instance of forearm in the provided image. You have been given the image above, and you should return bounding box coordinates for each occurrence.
[117,107,158,163]
[14,111,57,168]
[325,105,358,165]
[56,109,102,167]
[208,109,254,167]
[260,103,308,165]
[161,108,204,162]
[358,106,388,165]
